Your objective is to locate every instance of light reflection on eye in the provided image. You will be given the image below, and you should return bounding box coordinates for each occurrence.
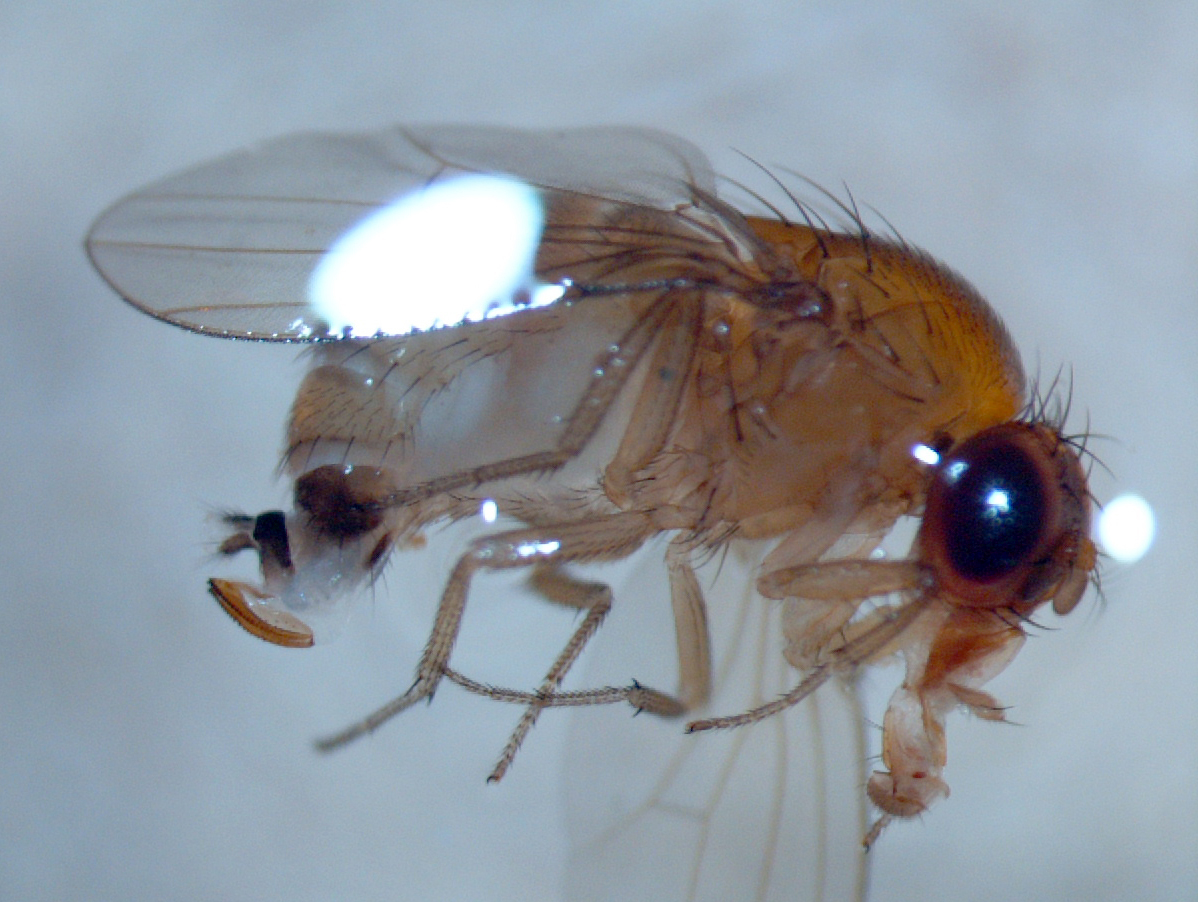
[984,488,1011,517]
[308,174,560,337]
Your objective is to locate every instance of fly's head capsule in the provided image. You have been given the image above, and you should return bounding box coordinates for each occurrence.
[918,421,1096,615]
[863,422,1097,832]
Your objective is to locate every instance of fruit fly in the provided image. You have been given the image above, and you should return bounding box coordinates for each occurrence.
[87,125,1097,848]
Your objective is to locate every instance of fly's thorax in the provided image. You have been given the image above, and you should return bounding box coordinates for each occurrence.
[746,220,1025,439]
[653,281,1010,539]
[636,220,1027,538]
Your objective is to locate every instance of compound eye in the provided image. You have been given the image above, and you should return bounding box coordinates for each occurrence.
[941,440,1045,581]
[920,424,1061,606]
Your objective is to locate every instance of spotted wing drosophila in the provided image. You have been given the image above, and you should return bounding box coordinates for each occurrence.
[87,125,1098,849]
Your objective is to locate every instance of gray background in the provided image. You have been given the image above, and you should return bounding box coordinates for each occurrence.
[3,2,1195,900]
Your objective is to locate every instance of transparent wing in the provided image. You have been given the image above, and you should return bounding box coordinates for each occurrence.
[86,125,745,341]
[563,542,870,902]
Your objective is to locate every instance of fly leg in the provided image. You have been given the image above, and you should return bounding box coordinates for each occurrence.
[485,564,621,782]
[483,536,713,781]
[316,511,659,755]
[687,560,932,733]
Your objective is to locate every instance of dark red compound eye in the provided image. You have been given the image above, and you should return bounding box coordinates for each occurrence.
[918,422,1087,609]
[939,438,1046,582]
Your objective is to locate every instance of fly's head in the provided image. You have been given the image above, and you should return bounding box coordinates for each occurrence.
[916,420,1097,617]
[864,420,1097,832]
[764,418,1098,841]
[210,464,403,648]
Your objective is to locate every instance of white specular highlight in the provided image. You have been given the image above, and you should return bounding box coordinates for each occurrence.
[1097,493,1155,564]
[308,174,562,337]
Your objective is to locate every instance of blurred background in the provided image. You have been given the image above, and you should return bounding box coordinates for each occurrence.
[2,2,1194,899]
